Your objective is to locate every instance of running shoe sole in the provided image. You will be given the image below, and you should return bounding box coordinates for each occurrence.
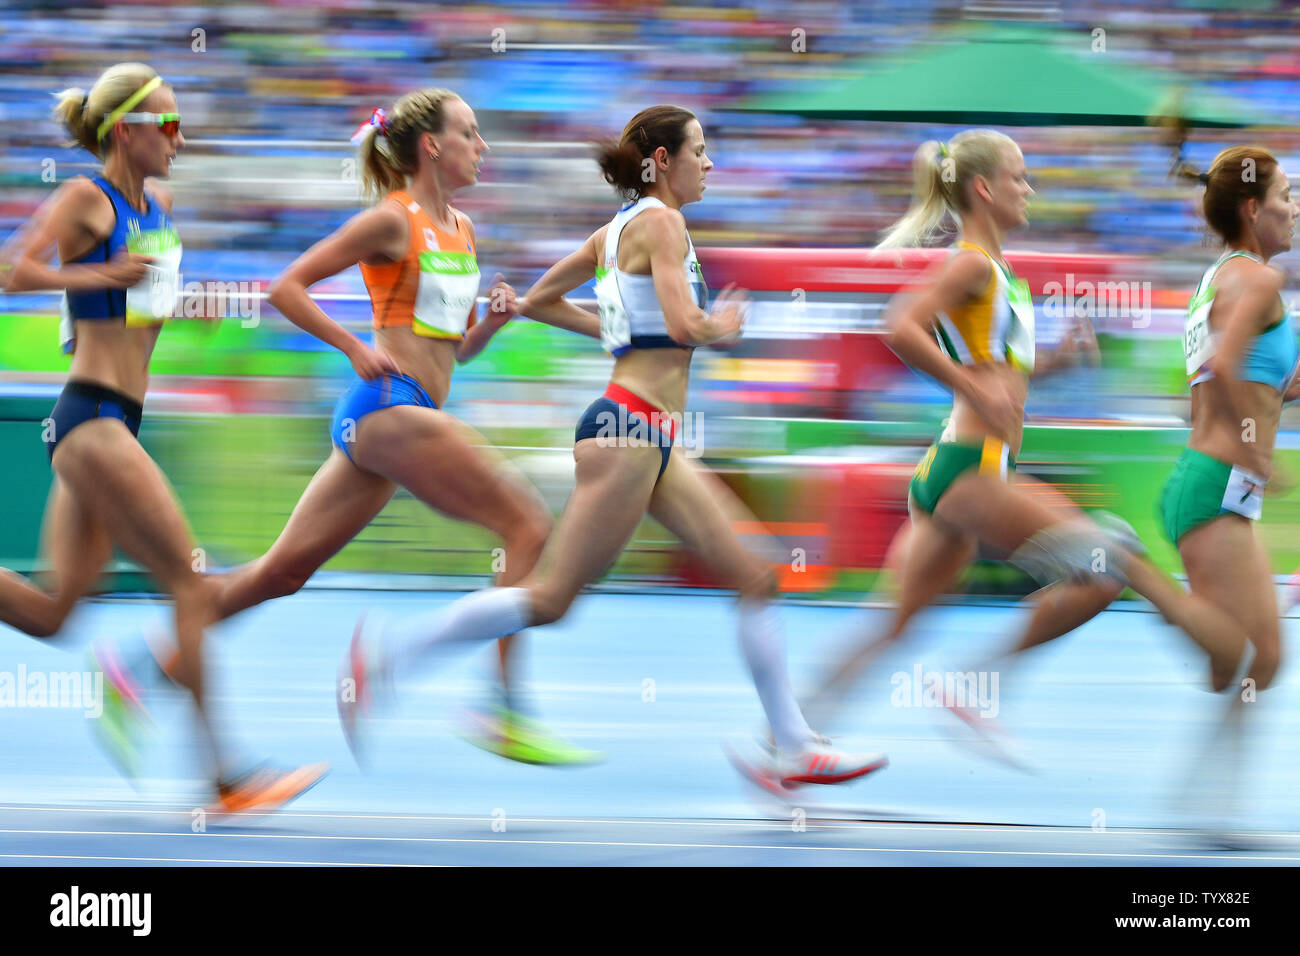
[211,762,330,817]
[780,755,889,788]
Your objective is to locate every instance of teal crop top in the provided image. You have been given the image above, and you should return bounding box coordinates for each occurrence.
[1185,250,1299,394]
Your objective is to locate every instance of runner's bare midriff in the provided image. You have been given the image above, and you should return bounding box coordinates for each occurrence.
[375,326,457,407]
[67,321,162,404]
[947,362,1029,457]
[1188,377,1281,478]
[610,347,692,416]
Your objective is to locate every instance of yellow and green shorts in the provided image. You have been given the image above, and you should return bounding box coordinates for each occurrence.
[1158,448,1265,545]
[908,436,1016,515]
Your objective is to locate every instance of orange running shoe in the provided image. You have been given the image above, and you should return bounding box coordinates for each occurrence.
[214,762,329,815]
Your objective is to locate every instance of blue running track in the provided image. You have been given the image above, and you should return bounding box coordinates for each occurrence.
[0,591,1295,865]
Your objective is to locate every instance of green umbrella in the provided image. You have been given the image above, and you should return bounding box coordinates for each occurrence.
[737,25,1270,128]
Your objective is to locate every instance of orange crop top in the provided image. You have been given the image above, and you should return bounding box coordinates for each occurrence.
[360,191,480,339]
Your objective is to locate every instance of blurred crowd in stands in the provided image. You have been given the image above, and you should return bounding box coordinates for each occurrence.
[2,1,1299,295]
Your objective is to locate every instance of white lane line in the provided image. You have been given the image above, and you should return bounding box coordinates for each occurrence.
[0,853,441,866]
[0,805,1246,838]
[0,829,1292,861]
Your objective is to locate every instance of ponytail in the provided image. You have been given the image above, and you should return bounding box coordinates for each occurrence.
[359,122,406,202]
[877,140,952,249]
[595,105,696,201]
[52,87,95,155]
[52,62,161,159]
[878,129,1020,249]
[357,88,461,204]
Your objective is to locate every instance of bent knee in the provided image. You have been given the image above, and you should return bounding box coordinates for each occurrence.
[506,510,552,561]
[1084,575,1125,604]
[526,584,575,628]
[171,572,220,609]
[260,563,313,601]
[27,603,72,639]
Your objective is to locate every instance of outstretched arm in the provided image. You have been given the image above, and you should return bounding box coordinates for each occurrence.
[519,229,604,338]
[268,202,405,380]
[458,230,605,365]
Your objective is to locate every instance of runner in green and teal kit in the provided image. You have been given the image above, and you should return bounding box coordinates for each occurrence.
[1163,145,1300,843]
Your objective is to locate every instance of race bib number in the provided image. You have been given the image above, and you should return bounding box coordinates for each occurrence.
[412,250,479,338]
[125,227,182,325]
[1221,464,1265,521]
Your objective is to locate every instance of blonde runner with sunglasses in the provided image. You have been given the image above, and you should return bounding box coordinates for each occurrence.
[0,62,326,812]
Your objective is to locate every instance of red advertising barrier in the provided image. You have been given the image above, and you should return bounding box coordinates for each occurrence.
[675,247,1146,589]
[696,247,1144,296]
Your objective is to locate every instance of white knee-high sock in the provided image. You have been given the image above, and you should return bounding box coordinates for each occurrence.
[381,587,531,679]
[737,601,816,753]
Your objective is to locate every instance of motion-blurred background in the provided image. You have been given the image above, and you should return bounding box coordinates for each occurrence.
[3,0,1300,596]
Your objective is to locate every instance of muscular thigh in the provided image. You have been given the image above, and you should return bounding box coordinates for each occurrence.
[529,439,661,600]
[52,419,195,584]
[935,472,1062,554]
[40,475,113,596]
[647,451,770,591]
[895,508,977,612]
[353,405,542,537]
[1180,516,1279,652]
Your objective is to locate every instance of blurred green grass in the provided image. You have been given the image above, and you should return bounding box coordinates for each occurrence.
[7,311,1300,597]
[152,411,677,579]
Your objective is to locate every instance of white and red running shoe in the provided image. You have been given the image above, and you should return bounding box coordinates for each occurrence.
[724,740,787,797]
[728,736,888,792]
[776,740,889,788]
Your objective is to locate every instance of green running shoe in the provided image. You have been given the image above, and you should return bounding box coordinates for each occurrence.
[87,642,153,782]
[459,705,603,766]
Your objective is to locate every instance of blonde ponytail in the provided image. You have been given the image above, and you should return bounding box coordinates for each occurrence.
[51,62,161,159]
[358,88,461,204]
[877,140,952,249]
[359,125,404,202]
[52,87,96,155]
[877,129,1020,249]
